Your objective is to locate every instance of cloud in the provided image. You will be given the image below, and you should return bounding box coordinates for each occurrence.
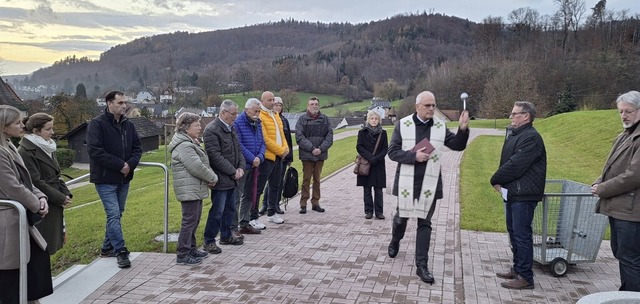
[1,39,114,52]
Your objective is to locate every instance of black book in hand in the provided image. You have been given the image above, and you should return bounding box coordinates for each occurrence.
[410,138,435,154]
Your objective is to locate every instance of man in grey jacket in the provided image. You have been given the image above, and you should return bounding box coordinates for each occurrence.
[295,96,333,214]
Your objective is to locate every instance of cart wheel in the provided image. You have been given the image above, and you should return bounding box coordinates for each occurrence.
[550,257,568,277]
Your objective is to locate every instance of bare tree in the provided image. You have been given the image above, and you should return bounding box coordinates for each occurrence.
[554,0,586,55]
[279,89,300,113]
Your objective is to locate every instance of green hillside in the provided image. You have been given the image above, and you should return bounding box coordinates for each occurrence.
[459,109,622,232]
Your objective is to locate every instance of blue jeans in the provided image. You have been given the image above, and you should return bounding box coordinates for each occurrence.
[96,183,130,253]
[609,217,640,291]
[505,201,537,284]
[204,189,236,245]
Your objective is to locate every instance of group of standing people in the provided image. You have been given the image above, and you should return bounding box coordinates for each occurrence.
[169,91,334,265]
[2,86,638,302]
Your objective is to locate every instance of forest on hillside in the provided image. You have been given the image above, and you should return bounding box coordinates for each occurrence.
[14,0,640,119]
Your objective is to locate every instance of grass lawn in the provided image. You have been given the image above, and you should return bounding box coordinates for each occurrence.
[220,91,347,113]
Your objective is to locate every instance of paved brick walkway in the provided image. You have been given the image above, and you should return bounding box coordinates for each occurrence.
[80,128,620,303]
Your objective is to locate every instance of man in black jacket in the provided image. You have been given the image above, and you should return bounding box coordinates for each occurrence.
[87,91,142,268]
[490,101,547,290]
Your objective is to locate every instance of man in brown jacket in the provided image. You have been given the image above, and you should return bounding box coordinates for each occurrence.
[592,90,640,292]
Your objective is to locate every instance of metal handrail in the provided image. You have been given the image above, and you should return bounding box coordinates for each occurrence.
[0,200,29,304]
[65,162,171,252]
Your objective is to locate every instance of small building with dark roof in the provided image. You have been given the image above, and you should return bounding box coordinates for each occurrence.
[0,77,27,110]
[61,117,163,163]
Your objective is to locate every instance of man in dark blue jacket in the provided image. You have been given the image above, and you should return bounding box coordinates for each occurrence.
[234,98,265,235]
[490,101,547,290]
[87,90,142,268]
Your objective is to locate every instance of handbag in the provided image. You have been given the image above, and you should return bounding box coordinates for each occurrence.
[353,132,383,176]
[27,210,43,226]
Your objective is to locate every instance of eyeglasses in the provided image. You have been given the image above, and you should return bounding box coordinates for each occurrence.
[223,110,238,116]
[510,112,527,116]
[619,109,638,116]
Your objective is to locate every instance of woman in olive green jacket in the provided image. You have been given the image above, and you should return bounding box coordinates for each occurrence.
[169,113,218,265]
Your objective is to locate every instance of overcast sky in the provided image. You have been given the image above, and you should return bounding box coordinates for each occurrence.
[0,0,638,75]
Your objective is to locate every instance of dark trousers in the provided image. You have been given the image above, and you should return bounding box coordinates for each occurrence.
[505,201,537,284]
[177,200,202,258]
[256,158,282,216]
[204,189,236,244]
[262,159,286,212]
[391,201,437,267]
[609,217,640,291]
[363,186,383,215]
[237,168,258,226]
[0,238,53,303]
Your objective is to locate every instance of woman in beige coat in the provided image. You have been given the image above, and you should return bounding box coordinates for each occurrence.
[0,105,53,303]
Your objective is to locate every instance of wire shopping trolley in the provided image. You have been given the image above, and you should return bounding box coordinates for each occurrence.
[532,180,608,277]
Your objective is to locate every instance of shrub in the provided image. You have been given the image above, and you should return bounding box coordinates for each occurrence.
[56,148,76,169]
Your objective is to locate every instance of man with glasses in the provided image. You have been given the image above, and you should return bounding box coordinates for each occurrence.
[387,90,469,284]
[491,101,546,290]
[202,100,245,254]
[592,90,640,292]
[296,96,333,214]
[88,90,142,268]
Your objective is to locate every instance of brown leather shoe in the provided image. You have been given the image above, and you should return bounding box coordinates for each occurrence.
[496,268,516,279]
[231,229,244,240]
[239,225,261,234]
[500,275,534,289]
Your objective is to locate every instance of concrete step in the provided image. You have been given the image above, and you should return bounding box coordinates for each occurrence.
[40,253,140,304]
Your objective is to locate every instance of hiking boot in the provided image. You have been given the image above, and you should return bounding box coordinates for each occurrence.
[232,229,244,240]
[204,242,222,254]
[176,255,202,265]
[299,207,307,214]
[219,236,244,245]
[500,275,534,289]
[239,224,261,234]
[249,219,266,230]
[496,268,517,280]
[365,213,373,219]
[116,248,131,268]
[267,214,284,224]
[189,248,208,259]
[312,205,325,212]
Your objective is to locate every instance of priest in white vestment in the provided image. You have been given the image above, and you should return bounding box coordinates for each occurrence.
[387,91,470,284]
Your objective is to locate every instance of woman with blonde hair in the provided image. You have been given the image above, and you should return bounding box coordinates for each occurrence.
[356,111,388,219]
[169,112,218,265]
[0,105,53,303]
[19,112,73,255]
